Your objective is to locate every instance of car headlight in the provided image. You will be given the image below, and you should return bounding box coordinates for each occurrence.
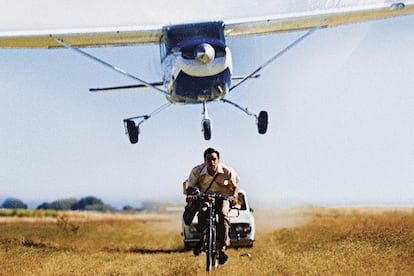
[189,225,199,234]
[233,224,251,234]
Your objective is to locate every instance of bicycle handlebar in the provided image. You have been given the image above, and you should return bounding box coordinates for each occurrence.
[187,192,234,201]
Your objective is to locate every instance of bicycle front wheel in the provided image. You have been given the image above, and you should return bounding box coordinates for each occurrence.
[206,213,217,271]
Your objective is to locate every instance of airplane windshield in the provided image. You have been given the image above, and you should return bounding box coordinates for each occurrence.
[163,22,225,52]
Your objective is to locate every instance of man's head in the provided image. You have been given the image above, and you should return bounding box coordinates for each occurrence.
[204,148,220,175]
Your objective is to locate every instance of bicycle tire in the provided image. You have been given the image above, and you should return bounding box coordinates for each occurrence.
[206,207,214,271]
[212,215,218,268]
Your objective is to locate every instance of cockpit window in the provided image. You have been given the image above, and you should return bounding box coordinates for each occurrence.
[162,21,225,53]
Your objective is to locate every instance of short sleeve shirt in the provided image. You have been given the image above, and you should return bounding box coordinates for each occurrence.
[187,163,239,196]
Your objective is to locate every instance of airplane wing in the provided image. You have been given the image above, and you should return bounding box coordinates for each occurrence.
[224,1,414,37]
[0,1,413,48]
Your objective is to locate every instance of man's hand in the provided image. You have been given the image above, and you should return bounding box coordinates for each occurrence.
[232,203,242,210]
[232,186,240,206]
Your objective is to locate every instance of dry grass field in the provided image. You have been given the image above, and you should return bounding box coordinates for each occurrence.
[1,207,414,275]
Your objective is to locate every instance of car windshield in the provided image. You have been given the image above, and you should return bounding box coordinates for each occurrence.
[238,193,247,210]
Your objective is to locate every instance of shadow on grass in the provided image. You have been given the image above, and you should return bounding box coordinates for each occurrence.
[104,247,188,254]
[128,248,187,254]
[2,238,189,255]
[1,238,70,252]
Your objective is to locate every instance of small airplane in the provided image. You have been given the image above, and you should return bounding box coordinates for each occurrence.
[0,1,413,144]
[55,21,271,143]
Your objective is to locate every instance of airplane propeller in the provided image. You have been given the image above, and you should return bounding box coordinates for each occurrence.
[195,43,215,64]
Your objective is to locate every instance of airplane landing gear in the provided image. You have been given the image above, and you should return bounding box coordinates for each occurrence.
[202,101,212,140]
[199,99,268,140]
[123,103,171,144]
[221,99,268,135]
[257,110,268,134]
[202,119,212,140]
[124,116,148,144]
[125,119,140,144]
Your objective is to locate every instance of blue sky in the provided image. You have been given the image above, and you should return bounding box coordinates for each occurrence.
[1,13,414,208]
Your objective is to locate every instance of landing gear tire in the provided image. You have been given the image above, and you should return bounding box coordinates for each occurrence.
[126,120,139,144]
[202,119,212,140]
[257,111,268,134]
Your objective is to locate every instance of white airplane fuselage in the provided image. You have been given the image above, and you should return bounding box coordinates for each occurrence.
[160,21,233,104]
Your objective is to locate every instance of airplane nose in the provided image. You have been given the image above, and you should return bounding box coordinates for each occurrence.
[195,43,215,64]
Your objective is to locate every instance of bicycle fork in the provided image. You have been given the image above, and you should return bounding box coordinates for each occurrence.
[204,198,219,271]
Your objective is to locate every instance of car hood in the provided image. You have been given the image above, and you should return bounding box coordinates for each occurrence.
[188,210,253,224]
[230,210,253,224]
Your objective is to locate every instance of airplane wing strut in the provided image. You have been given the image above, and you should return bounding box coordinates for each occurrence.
[54,37,168,96]
[229,19,327,92]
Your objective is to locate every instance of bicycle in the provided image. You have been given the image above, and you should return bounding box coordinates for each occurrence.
[188,191,234,272]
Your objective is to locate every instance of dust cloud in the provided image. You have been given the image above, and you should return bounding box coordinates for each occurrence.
[158,208,312,233]
[254,208,311,232]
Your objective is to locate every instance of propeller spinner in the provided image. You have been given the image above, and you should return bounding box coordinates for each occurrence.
[195,43,215,64]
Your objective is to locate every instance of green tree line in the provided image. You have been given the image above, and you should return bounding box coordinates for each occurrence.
[1,196,116,212]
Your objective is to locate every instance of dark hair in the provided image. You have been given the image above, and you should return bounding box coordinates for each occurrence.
[204,147,220,159]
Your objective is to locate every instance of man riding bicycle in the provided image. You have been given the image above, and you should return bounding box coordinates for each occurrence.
[184,147,240,265]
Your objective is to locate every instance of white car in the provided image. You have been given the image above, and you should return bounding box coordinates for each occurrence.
[182,189,255,249]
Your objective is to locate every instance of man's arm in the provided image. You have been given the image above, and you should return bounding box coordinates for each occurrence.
[188,164,204,188]
[232,185,240,205]
[183,165,197,196]
[182,180,190,195]
[229,167,240,205]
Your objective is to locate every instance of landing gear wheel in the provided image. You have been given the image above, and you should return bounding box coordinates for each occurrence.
[202,119,212,140]
[257,111,268,134]
[126,120,139,144]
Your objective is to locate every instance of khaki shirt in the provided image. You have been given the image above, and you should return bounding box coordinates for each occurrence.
[187,163,239,196]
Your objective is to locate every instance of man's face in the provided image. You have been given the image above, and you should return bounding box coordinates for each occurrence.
[204,152,219,175]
